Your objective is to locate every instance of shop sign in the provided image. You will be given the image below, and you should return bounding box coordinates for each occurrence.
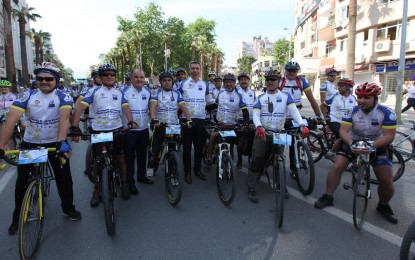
[376,58,415,72]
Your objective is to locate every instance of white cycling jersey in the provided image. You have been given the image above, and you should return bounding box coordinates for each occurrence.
[211,86,223,100]
[279,76,310,106]
[342,104,397,141]
[407,86,415,99]
[215,89,247,125]
[253,91,303,130]
[179,78,214,119]
[325,93,356,123]
[320,80,337,103]
[150,89,185,125]
[237,88,256,120]
[0,92,17,115]
[81,86,128,131]
[122,86,151,130]
[11,89,72,143]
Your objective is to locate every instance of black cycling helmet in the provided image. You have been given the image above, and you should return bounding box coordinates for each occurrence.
[222,73,236,82]
[176,68,186,76]
[158,71,174,81]
[214,74,222,81]
[285,61,300,71]
[91,69,99,78]
[264,68,281,79]
[98,63,117,76]
[124,72,131,79]
[237,72,250,81]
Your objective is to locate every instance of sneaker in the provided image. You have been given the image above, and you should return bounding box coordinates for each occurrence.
[376,203,398,224]
[90,189,101,208]
[314,194,334,209]
[8,221,18,235]
[121,182,131,200]
[248,189,259,203]
[325,151,336,160]
[63,209,82,221]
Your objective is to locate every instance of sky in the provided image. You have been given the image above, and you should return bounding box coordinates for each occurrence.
[27,0,295,78]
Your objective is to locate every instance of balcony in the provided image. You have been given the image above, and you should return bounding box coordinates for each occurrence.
[318,25,335,42]
[318,0,335,17]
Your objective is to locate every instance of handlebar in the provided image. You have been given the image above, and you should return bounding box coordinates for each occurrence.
[350,139,375,155]
[0,147,67,170]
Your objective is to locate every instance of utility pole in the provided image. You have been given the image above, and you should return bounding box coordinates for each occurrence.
[345,0,357,80]
[395,0,409,124]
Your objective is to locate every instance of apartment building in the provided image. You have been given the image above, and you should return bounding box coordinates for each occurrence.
[237,36,274,60]
[293,0,415,101]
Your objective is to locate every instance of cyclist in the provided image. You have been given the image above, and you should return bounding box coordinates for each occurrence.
[246,68,309,203]
[178,61,214,184]
[0,62,81,235]
[148,71,193,171]
[71,63,137,202]
[0,79,18,149]
[280,61,322,178]
[173,68,187,90]
[319,68,338,116]
[322,78,356,158]
[207,71,216,93]
[402,81,415,113]
[314,82,398,224]
[236,72,256,169]
[123,69,152,196]
[211,74,223,100]
[205,73,249,169]
[58,78,71,94]
[121,72,132,91]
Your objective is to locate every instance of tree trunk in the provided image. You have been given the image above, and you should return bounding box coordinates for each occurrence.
[18,15,29,87]
[191,45,196,61]
[3,0,17,92]
[200,49,204,79]
[345,0,357,80]
[133,40,139,68]
[126,42,132,70]
[121,49,126,76]
[34,37,41,65]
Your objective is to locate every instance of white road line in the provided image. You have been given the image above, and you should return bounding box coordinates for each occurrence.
[0,166,16,195]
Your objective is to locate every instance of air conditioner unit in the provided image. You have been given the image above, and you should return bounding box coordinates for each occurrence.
[406,41,415,52]
[374,40,391,52]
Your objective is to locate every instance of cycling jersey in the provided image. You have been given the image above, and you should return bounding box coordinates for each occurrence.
[150,89,184,125]
[81,86,128,131]
[215,89,247,125]
[179,78,213,119]
[11,89,73,143]
[211,86,223,100]
[320,80,337,103]
[237,88,256,120]
[122,86,151,130]
[279,76,310,106]
[407,86,415,98]
[342,104,397,141]
[0,92,17,115]
[253,91,303,130]
[173,80,184,91]
[325,93,356,123]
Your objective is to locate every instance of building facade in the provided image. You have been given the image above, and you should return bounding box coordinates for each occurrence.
[237,36,274,60]
[293,0,415,102]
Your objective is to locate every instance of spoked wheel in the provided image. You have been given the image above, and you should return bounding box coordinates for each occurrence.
[273,155,285,228]
[84,143,95,183]
[216,152,236,205]
[295,141,315,196]
[400,220,415,260]
[101,166,115,236]
[393,131,414,162]
[19,180,43,260]
[164,151,184,206]
[353,166,369,230]
[306,132,325,163]
[370,148,405,184]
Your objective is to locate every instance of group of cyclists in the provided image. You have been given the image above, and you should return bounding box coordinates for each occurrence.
[0,57,400,238]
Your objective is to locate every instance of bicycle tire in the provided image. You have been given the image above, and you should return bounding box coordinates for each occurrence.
[295,141,316,196]
[101,166,115,236]
[164,151,184,206]
[216,152,236,206]
[273,154,285,228]
[352,165,369,230]
[19,180,43,260]
[400,220,415,260]
[370,148,405,184]
[393,131,414,162]
[85,143,95,184]
[306,131,325,163]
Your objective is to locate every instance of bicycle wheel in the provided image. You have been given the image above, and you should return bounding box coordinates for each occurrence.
[101,166,115,236]
[353,166,369,230]
[370,148,405,184]
[85,143,95,183]
[216,152,236,205]
[273,154,285,228]
[295,141,315,196]
[393,131,414,162]
[19,180,43,259]
[400,220,415,260]
[164,151,184,206]
[306,132,325,163]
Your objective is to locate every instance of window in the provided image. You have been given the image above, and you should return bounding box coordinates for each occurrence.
[264,61,270,68]
[301,41,305,49]
[311,32,318,43]
[326,43,335,57]
[339,37,348,52]
[339,5,349,21]
[378,0,398,3]
[364,30,369,41]
[377,21,405,40]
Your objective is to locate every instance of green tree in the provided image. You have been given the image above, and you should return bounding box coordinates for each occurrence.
[273,38,292,65]
[30,29,51,65]
[237,56,256,74]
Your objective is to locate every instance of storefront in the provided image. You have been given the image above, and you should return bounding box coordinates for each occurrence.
[374,58,415,96]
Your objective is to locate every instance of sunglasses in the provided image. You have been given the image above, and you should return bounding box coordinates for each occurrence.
[286,69,298,73]
[328,74,336,77]
[36,76,55,82]
[266,78,278,82]
[102,73,116,77]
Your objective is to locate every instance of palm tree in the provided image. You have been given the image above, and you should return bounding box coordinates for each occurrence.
[129,29,143,69]
[13,5,41,87]
[3,0,17,91]
[30,29,51,65]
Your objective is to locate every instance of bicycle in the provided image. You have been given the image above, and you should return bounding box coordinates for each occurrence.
[342,140,374,230]
[82,130,123,236]
[153,123,185,206]
[1,114,24,166]
[400,219,415,260]
[305,117,337,163]
[393,120,415,162]
[2,147,59,260]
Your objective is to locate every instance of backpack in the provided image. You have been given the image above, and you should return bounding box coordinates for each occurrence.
[279,77,303,94]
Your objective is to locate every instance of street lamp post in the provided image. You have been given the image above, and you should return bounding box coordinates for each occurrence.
[283,27,292,61]
[163,32,175,71]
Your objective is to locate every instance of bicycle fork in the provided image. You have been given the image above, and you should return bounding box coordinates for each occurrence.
[218,143,230,179]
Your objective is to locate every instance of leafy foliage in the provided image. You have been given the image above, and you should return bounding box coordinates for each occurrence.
[237,56,256,75]
[273,38,292,65]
